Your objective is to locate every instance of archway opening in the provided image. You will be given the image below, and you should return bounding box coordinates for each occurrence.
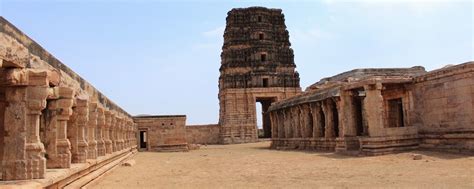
[256,97,276,138]
[139,130,147,149]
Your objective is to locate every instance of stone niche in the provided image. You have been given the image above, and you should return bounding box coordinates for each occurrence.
[134,115,189,152]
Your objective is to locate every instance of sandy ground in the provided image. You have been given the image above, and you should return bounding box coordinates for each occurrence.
[92,142,474,189]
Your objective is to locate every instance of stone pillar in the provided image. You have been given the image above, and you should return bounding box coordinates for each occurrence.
[339,90,357,137]
[364,83,385,137]
[120,119,125,150]
[87,103,98,159]
[322,99,335,138]
[111,115,118,152]
[277,111,285,138]
[46,87,74,169]
[301,104,312,138]
[70,99,88,163]
[2,70,49,180]
[310,102,323,138]
[116,117,123,151]
[96,106,106,156]
[126,120,131,148]
[123,120,128,149]
[104,111,113,154]
[291,107,301,138]
[270,112,278,138]
[133,122,138,148]
[284,109,292,138]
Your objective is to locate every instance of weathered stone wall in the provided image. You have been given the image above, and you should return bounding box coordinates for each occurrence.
[186,124,220,144]
[413,63,474,152]
[134,115,188,152]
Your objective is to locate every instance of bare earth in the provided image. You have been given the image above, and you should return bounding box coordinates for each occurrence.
[92,142,474,189]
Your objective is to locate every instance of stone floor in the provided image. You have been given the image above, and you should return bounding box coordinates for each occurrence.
[92,141,474,189]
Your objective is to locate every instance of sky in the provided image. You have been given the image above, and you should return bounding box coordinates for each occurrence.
[1,0,473,125]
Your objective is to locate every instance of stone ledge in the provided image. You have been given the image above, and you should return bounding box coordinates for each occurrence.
[0,148,136,189]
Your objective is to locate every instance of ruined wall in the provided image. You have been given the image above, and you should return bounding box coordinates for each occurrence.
[134,115,188,152]
[413,62,474,152]
[186,124,220,144]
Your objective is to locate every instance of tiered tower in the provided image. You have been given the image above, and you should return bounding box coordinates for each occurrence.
[218,7,301,144]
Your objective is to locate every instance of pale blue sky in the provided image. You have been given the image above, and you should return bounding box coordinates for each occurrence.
[1,0,472,125]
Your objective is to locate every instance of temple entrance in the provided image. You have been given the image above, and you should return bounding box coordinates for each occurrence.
[139,131,147,149]
[256,97,276,138]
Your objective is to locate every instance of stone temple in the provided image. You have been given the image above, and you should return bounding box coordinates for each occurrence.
[218,7,301,144]
[0,6,473,188]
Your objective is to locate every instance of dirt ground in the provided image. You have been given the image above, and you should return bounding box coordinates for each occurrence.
[92,141,474,189]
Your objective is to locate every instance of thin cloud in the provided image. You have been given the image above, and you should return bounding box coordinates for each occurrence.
[202,25,225,37]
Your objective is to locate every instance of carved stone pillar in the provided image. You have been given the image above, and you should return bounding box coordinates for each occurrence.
[87,103,98,159]
[127,120,132,148]
[132,122,138,148]
[322,99,336,138]
[70,99,88,163]
[2,70,49,180]
[291,107,300,138]
[115,117,122,151]
[277,111,285,138]
[310,102,323,138]
[96,106,106,156]
[283,110,291,138]
[111,115,118,152]
[119,118,125,150]
[104,111,113,154]
[46,87,74,169]
[270,112,278,138]
[124,120,129,149]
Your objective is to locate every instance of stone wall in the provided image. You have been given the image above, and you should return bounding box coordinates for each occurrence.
[413,63,474,152]
[186,124,220,144]
[0,16,137,185]
[134,115,188,152]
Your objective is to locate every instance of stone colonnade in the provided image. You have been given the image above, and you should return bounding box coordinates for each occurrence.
[0,63,137,180]
[269,96,344,151]
[269,85,384,152]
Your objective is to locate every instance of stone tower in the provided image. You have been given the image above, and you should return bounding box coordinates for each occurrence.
[218,7,301,144]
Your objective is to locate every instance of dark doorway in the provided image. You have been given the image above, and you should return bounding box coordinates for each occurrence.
[320,108,326,137]
[139,131,147,149]
[256,97,276,138]
[329,99,340,137]
[388,98,404,127]
[354,95,365,136]
[262,78,269,87]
